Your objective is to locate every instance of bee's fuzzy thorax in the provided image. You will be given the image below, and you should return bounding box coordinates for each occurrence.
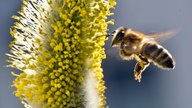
[110,27,176,82]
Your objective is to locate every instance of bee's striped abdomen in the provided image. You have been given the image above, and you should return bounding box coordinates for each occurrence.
[141,42,175,69]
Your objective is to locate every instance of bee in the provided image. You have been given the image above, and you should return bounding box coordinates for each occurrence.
[106,26,176,82]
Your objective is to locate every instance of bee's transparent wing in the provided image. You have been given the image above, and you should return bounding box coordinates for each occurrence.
[145,29,179,43]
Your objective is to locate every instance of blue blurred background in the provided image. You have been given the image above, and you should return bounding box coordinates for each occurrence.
[1,0,192,108]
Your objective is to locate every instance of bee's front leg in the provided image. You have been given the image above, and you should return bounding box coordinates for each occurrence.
[119,49,133,60]
[134,56,149,82]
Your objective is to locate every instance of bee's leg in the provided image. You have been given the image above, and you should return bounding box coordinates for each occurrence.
[134,55,149,82]
[119,49,133,60]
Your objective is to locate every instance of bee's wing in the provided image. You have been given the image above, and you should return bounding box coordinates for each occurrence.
[145,29,179,43]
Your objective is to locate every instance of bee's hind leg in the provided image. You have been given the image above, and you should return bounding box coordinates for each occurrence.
[134,55,150,82]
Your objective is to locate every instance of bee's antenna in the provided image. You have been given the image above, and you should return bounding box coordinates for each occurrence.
[95,31,115,37]
[107,31,116,37]
[106,33,112,37]
[106,30,116,37]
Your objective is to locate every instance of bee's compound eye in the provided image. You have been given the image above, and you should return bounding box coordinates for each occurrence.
[116,30,125,41]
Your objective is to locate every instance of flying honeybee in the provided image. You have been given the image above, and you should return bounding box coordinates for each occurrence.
[106,27,176,82]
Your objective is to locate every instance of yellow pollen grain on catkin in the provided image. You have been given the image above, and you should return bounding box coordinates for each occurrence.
[7,0,116,108]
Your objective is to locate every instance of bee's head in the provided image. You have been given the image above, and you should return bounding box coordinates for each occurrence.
[107,27,127,47]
